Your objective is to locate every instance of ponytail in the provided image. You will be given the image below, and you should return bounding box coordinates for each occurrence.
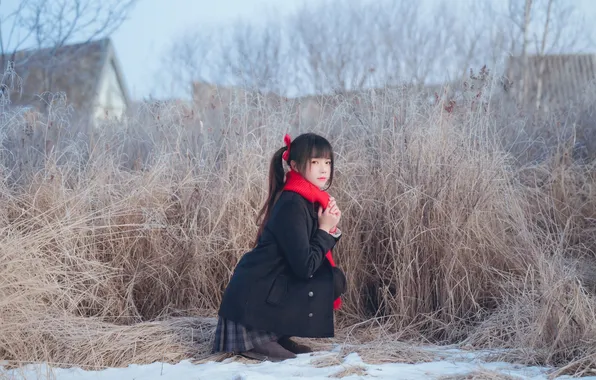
[254,146,287,246]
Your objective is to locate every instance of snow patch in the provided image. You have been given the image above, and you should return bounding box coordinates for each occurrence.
[2,349,596,380]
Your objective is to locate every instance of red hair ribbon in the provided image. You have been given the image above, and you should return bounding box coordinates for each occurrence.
[282,134,291,161]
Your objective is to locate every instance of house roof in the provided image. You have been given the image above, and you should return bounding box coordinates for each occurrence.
[505,54,596,106]
[1,38,130,115]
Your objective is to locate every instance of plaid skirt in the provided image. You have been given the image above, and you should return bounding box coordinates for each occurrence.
[212,317,279,353]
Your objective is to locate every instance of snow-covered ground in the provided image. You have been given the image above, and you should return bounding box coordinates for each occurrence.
[2,347,595,380]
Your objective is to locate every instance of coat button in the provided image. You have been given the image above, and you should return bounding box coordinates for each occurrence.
[308,313,313,317]
[308,291,314,297]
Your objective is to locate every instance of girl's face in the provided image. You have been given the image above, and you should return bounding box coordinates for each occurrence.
[303,157,331,189]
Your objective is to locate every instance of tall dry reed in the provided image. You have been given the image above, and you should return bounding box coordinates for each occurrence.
[0,73,594,374]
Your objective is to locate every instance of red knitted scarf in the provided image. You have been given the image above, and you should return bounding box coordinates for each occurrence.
[283,169,342,310]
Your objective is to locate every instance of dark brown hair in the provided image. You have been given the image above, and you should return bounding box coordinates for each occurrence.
[254,133,335,246]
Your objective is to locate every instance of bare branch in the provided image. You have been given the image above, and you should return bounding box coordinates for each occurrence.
[0,0,35,58]
[159,27,223,97]
[219,20,287,93]
[535,0,553,110]
[0,0,137,110]
[289,0,384,93]
[18,0,137,50]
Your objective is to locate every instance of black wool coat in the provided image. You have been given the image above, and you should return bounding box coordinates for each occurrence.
[217,191,340,338]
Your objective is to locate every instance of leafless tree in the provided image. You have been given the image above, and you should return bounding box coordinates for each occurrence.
[381,1,460,86]
[163,0,473,97]
[495,0,591,107]
[288,0,379,94]
[1,0,137,65]
[0,0,137,105]
[218,19,289,94]
[161,0,591,99]
[160,27,221,98]
[163,17,291,98]
[534,0,553,110]
[445,1,504,82]
[0,0,33,63]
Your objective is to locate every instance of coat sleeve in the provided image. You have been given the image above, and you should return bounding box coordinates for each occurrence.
[267,198,337,279]
[330,227,342,242]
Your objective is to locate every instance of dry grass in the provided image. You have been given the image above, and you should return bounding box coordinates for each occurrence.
[0,73,595,375]
[329,365,368,378]
[438,370,520,380]
[307,332,436,367]
[310,354,345,368]
[0,315,216,370]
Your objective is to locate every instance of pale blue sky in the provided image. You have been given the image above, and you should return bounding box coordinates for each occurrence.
[110,0,316,100]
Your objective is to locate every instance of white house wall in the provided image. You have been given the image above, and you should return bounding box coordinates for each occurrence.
[94,59,127,120]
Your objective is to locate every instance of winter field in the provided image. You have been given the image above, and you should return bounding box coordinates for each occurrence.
[1,70,596,378]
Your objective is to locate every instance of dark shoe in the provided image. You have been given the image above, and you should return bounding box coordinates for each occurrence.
[240,350,269,362]
[241,340,297,362]
[278,337,313,354]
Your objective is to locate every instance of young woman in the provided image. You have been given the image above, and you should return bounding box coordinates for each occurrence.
[213,132,346,362]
